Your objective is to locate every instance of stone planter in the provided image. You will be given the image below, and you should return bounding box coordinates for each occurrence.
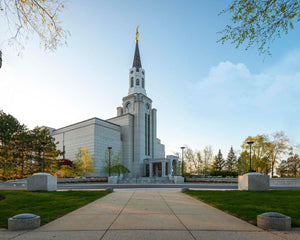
[8,214,40,231]
[257,212,291,230]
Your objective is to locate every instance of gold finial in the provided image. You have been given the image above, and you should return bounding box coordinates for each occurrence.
[135,25,139,42]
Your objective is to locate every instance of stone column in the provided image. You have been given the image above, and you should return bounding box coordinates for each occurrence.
[149,163,153,177]
[162,162,166,177]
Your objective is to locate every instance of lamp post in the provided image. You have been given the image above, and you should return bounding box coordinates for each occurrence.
[181,146,185,176]
[247,141,254,172]
[41,141,47,172]
[108,147,112,177]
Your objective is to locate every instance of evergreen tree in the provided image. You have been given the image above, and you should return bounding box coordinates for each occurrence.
[225,147,237,172]
[211,149,225,171]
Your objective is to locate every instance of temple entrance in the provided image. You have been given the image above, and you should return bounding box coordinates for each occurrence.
[153,162,162,177]
[172,160,177,176]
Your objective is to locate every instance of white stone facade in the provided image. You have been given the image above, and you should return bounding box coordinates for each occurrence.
[50,40,179,177]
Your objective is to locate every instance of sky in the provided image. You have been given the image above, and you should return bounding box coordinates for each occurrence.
[0,0,300,156]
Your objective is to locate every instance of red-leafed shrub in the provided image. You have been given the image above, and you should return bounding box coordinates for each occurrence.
[59,158,73,167]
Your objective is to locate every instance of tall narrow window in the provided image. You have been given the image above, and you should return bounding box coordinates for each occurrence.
[145,113,151,156]
[130,77,133,87]
[142,78,145,88]
[136,78,140,86]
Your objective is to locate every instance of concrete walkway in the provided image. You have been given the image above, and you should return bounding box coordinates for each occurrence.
[2,188,299,240]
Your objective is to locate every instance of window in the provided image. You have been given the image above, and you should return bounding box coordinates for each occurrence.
[130,77,133,87]
[126,102,131,109]
[130,70,133,74]
[142,78,145,88]
[142,71,145,75]
[145,103,149,110]
[145,113,151,156]
[136,79,140,86]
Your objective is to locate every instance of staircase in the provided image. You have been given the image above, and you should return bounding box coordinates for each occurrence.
[118,177,173,184]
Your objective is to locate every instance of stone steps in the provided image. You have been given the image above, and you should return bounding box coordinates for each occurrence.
[118,177,173,184]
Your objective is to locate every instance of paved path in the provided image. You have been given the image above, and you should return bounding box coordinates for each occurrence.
[1,188,299,240]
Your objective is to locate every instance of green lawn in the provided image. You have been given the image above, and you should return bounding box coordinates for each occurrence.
[184,190,300,227]
[0,190,111,228]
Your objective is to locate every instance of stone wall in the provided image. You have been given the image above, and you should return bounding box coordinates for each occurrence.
[270,178,300,187]
[51,117,122,176]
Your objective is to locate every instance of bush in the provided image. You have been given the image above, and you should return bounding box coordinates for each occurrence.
[209,170,238,177]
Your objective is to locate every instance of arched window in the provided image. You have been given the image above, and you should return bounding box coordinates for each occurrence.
[136,79,140,86]
[130,77,133,87]
[142,78,145,88]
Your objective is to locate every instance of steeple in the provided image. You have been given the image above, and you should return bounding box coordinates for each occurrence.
[132,42,142,69]
[127,27,146,96]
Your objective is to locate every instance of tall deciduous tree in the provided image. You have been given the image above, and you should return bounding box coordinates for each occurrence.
[203,145,213,173]
[74,147,95,177]
[241,135,272,173]
[225,146,237,172]
[218,0,300,55]
[269,131,289,177]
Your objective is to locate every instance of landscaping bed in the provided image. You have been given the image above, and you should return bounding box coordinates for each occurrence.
[57,177,107,184]
[0,190,111,228]
[184,190,300,227]
[185,178,238,183]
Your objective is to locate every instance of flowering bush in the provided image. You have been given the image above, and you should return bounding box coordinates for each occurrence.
[186,178,238,183]
[57,177,107,183]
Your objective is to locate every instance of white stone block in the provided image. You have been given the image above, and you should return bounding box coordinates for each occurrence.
[238,172,269,191]
[108,176,118,184]
[27,173,57,191]
[174,176,185,184]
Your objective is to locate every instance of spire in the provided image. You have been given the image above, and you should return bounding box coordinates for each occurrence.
[132,42,142,69]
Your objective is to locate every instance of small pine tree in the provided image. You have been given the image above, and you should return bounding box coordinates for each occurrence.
[211,149,225,171]
[225,146,237,172]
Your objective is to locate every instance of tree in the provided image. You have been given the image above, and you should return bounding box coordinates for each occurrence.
[225,146,237,172]
[0,110,61,180]
[218,0,300,55]
[102,149,130,177]
[194,150,203,174]
[237,150,250,174]
[211,149,225,171]
[269,131,289,177]
[286,147,300,177]
[241,135,272,173]
[203,145,214,173]
[184,146,195,174]
[0,0,69,51]
[74,147,95,177]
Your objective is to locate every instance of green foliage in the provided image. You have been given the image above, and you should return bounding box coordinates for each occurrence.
[0,190,110,228]
[209,170,238,177]
[102,149,130,176]
[218,0,300,55]
[211,149,225,171]
[0,110,62,180]
[185,190,300,227]
[225,146,237,172]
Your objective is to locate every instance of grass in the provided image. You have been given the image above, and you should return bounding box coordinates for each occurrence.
[184,190,300,227]
[0,190,111,228]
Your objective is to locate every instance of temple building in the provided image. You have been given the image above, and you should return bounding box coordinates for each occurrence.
[50,30,178,178]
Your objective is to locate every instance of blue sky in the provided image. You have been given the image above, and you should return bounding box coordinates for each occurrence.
[1,0,300,156]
